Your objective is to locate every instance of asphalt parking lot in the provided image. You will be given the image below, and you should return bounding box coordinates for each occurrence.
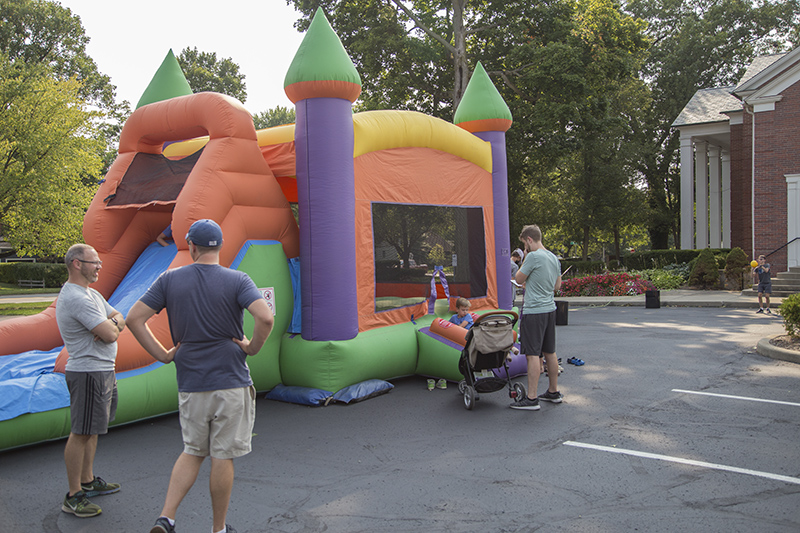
[1,306,798,532]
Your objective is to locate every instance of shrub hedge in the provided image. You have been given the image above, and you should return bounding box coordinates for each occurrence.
[560,259,606,277]
[0,262,67,288]
[780,293,800,337]
[623,249,730,270]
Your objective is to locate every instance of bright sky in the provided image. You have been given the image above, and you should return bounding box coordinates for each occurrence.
[59,0,307,114]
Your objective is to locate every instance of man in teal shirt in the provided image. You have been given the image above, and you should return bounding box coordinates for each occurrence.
[512,225,563,410]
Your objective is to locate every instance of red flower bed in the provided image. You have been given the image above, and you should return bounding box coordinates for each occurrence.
[557,272,655,297]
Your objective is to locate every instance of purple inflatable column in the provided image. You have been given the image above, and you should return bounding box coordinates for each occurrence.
[474,130,512,310]
[454,62,514,310]
[285,8,362,340]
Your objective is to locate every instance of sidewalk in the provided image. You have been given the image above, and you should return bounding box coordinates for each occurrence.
[0,293,58,303]
[557,288,783,309]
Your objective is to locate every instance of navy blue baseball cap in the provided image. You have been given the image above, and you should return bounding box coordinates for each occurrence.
[186,219,223,247]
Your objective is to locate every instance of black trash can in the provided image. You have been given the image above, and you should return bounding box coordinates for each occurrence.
[645,289,660,309]
[555,300,569,325]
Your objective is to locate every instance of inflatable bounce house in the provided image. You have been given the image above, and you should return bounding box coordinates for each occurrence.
[0,8,524,450]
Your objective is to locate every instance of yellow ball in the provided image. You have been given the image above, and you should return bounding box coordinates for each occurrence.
[751,260,759,268]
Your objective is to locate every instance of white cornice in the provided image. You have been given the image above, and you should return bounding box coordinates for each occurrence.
[745,95,784,113]
[735,47,800,100]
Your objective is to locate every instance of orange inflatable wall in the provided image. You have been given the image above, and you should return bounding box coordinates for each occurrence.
[50,92,300,373]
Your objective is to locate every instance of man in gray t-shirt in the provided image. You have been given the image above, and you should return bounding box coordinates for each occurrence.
[56,244,125,518]
[511,225,564,411]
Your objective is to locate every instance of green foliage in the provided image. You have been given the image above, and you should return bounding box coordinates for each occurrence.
[0,0,118,109]
[560,259,606,277]
[253,106,296,129]
[0,262,67,288]
[0,0,127,173]
[688,248,720,287]
[177,47,247,102]
[623,249,730,270]
[632,268,685,290]
[780,294,800,338]
[0,56,103,257]
[0,301,51,316]
[724,247,750,291]
[427,244,448,267]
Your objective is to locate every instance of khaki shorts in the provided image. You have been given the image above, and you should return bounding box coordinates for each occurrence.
[178,385,256,459]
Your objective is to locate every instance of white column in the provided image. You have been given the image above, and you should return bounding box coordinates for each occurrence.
[721,151,731,248]
[708,145,721,248]
[786,174,800,268]
[694,140,709,248]
[680,135,695,249]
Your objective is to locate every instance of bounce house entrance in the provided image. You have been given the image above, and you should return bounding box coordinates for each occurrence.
[372,203,487,312]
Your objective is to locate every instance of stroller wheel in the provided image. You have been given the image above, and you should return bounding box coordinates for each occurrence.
[512,382,526,401]
[458,380,466,394]
[463,385,476,410]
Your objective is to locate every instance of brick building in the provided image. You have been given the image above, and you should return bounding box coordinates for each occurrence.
[672,47,800,272]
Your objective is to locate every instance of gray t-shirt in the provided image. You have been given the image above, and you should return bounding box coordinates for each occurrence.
[519,249,561,315]
[56,282,118,372]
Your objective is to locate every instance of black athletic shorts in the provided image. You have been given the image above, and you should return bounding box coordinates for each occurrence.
[519,311,556,357]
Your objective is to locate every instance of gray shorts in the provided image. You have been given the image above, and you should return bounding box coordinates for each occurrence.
[65,371,117,435]
[519,311,556,357]
[757,282,772,294]
[178,385,256,460]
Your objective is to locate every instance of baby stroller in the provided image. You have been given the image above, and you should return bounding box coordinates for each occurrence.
[458,311,526,410]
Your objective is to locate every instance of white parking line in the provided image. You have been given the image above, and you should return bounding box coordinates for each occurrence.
[672,389,800,407]
[563,441,800,485]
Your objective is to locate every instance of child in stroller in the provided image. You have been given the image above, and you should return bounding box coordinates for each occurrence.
[457,311,525,410]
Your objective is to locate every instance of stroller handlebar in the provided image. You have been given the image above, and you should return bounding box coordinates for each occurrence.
[473,310,518,327]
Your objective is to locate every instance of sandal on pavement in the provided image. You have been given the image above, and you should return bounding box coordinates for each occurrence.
[567,357,585,366]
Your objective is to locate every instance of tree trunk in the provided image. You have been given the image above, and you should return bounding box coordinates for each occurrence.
[582,225,590,261]
[613,224,621,267]
[452,0,469,108]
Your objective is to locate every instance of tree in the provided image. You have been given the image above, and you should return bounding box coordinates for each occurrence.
[290,1,650,258]
[373,204,453,269]
[0,0,125,173]
[0,57,103,257]
[177,47,247,102]
[480,0,649,259]
[0,0,117,109]
[625,0,800,249]
[253,106,296,129]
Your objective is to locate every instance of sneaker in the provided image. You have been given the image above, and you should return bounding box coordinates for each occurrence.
[436,379,447,390]
[427,379,435,391]
[538,390,563,403]
[766,308,772,314]
[224,525,238,533]
[62,490,101,518]
[81,476,120,497]
[150,516,176,533]
[510,396,540,410]
[544,364,564,376]
[756,308,764,314]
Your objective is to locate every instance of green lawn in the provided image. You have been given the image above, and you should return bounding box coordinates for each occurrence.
[0,282,58,296]
[0,301,52,315]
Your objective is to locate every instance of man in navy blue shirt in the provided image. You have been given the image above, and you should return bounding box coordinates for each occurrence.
[128,219,274,533]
